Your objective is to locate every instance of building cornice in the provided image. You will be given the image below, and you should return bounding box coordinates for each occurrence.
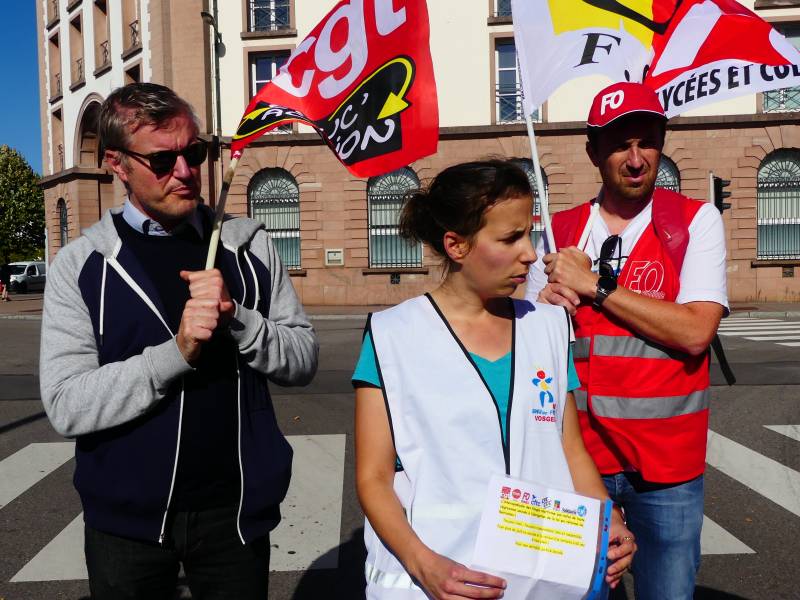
[215,111,800,149]
[39,167,114,189]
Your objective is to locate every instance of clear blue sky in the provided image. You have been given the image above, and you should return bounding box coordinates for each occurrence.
[0,3,42,174]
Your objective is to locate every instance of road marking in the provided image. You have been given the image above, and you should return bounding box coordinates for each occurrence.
[700,516,754,555]
[718,326,800,332]
[0,442,74,508]
[778,342,800,347]
[719,321,800,326]
[270,434,346,572]
[11,514,86,582]
[722,318,783,323]
[742,335,800,341]
[764,425,800,442]
[719,330,800,336]
[9,435,347,581]
[707,430,800,518]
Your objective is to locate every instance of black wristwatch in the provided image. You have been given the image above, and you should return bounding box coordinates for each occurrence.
[592,275,618,309]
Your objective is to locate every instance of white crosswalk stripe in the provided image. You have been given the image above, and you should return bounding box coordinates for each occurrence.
[5,435,346,582]
[718,317,800,347]
[0,442,74,509]
[764,424,800,442]
[3,428,800,582]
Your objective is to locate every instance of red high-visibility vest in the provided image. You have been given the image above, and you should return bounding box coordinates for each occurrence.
[553,189,709,483]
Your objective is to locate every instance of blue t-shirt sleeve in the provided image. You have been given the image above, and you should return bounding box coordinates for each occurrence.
[352,331,381,387]
[567,345,580,392]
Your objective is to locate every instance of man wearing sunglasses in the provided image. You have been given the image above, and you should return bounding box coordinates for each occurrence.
[526,82,727,600]
[40,82,318,599]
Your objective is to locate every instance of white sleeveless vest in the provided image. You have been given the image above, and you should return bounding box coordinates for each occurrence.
[365,295,575,599]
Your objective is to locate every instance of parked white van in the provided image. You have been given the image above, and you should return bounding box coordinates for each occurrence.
[7,261,47,293]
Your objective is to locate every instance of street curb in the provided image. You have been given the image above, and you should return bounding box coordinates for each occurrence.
[730,311,800,319]
[0,313,368,322]
[0,314,42,321]
[309,314,368,321]
[2,311,797,322]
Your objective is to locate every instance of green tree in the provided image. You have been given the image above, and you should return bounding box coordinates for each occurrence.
[0,145,44,264]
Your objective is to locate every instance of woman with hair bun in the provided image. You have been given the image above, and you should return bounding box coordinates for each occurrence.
[353,160,635,599]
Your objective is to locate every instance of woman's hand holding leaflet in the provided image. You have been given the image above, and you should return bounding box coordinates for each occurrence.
[409,547,507,599]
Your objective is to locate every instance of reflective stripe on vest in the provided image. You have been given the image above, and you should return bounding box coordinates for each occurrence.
[591,389,709,419]
[573,337,590,360]
[574,389,588,411]
[593,335,677,360]
[365,563,416,590]
[574,335,678,361]
[573,386,708,418]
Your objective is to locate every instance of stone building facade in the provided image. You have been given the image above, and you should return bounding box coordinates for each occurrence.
[37,0,800,304]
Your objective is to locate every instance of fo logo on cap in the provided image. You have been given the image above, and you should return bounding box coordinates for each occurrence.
[600,90,625,115]
[588,82,666,128]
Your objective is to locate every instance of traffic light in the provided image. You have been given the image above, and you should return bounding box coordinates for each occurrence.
[713,175,731,213]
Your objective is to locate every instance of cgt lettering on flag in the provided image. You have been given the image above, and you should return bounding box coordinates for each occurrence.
[231,0,438,178]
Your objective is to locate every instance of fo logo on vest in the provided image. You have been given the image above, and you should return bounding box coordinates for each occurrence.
[625,260,666,299]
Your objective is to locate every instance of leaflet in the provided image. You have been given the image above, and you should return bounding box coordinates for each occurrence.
[471,474,610,600]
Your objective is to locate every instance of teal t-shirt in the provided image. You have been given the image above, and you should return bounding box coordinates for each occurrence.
[352,332,581,445]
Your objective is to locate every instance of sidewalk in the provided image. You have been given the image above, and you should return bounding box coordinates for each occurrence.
[1,293,799,320]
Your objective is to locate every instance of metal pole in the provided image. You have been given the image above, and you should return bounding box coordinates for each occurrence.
[524,111,556,253]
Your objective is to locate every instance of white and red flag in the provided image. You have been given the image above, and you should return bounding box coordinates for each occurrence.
[230,0,438,177]
[512,0,800,117]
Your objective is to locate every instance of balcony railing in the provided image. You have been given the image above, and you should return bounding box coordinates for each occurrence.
[763,87,800,113]
[129,19,140,49]
[494,0,512,18]
[98,39,110,68]
[72,57,84,83]
[249,0,291,32]
[496,83,539,124]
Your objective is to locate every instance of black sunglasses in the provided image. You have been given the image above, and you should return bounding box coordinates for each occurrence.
[110,139,208,176]
[598,234,621,278]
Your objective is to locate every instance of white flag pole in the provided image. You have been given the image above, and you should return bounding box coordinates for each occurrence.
[523,110,556,253]
[205,156,240,269]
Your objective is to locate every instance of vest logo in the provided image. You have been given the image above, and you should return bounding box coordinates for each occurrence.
[531,368,557,423]
[625,260,666,299]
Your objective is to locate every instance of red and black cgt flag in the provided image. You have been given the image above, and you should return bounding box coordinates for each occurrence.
[231,0,438,178]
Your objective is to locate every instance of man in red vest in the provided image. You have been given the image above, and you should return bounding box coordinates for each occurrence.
[526,82,727,600]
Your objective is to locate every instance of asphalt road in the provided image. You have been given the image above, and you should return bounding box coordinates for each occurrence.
[0,316,799,600]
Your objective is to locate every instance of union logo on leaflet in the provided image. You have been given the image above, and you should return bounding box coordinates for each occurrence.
[512,488,522,500]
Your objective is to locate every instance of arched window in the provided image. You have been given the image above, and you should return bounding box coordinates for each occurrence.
[57,198,68,248]
[248,168,301,269]
[657,156,680,192]
[367,167,421,268]
[512,159,548,247]
[757,150,800,259]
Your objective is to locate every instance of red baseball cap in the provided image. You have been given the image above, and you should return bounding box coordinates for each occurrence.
[588,82,666,128]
